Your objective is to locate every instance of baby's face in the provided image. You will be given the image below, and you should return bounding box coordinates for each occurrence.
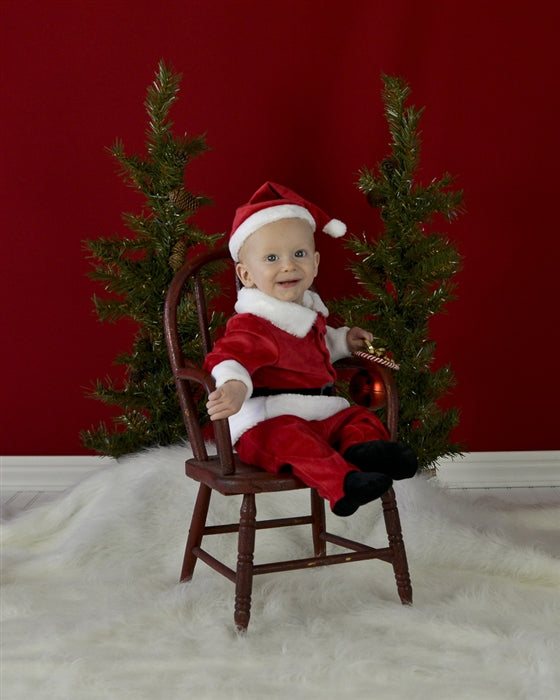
[236,218,320,305]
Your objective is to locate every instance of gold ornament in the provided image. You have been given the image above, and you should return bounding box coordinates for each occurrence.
[354,339,400,371]
[363,338,388,358]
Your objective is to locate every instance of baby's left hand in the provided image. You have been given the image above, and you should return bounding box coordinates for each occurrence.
[346,326,373,352]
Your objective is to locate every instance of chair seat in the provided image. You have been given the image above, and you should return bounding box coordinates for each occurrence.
[185,455,308,495]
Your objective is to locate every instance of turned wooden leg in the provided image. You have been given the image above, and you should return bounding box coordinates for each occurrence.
[234,493,257,631]
[310,488,327,557]
[180,483,212,582]
[381,487,413,605]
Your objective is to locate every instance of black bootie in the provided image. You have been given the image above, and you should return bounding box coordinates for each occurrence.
[344,441,418,480]
[332,471,393,517]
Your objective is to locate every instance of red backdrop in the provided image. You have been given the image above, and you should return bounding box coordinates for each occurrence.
[2,0,559,455]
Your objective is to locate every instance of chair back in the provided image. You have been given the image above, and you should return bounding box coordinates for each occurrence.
[164,246,236,469]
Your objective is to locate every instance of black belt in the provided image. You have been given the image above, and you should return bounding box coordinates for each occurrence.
[251,383,334,398]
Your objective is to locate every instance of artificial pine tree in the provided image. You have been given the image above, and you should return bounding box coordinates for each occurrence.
[82,61,223,457]
[334,75,464,470]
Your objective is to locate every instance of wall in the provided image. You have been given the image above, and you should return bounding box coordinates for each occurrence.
[2,0,559,455]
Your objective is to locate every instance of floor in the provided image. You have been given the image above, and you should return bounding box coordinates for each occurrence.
[2,477,558,699]
[3,486,559,523]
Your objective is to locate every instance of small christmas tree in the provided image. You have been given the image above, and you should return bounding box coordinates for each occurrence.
[334,75,464,470]
[82,61,223,458]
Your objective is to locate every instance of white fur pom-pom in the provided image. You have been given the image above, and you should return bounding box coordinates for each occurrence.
[323,218,346,238]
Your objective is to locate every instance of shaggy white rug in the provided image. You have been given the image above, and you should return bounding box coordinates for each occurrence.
[2,444,559,700]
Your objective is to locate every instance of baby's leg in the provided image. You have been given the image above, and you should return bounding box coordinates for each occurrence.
[332,406,417,480]
[237,415,352,506]
[236,415,390,514]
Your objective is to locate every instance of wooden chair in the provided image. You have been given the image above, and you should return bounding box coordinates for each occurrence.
[164,246,412,631]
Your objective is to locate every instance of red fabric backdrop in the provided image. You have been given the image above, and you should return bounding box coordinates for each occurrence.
[2,0,559,455]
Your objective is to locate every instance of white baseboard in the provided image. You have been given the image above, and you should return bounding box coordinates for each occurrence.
[1,451,559,492]
[435,451,560,489]
[0,455,116,491]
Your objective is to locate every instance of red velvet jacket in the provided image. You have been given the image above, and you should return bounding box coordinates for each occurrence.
[204,287,351,443]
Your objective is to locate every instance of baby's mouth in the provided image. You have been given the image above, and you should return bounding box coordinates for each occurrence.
[277,279,300,287]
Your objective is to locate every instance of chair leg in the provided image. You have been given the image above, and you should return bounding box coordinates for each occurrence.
[381,487,413,605]
[234,493,257,632]
[310,488,327,557]
[180,483,212,582]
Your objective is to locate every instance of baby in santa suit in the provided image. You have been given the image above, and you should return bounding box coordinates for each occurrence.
[204,182,417,516]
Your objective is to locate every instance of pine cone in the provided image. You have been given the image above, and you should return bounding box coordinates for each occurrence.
[380,157,398,176]
[169,239,187,271]
[168,188,199,212]
[366,190,387,208]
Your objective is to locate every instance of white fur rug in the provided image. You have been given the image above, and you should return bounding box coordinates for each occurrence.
[2,444,559,700]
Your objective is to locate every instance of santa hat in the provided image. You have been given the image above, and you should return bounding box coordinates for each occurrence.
[229,182,346,261]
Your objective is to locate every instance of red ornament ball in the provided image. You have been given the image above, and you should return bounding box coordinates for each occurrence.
[348,369,386,410]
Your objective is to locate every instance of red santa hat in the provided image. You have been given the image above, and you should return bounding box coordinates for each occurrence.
[229,181,346,261]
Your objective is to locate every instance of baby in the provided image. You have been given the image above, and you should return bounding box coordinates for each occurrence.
[204,182,417,515]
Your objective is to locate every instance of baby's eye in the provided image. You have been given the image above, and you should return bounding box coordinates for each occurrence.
[266,254,278,262]
[294,249,306,258]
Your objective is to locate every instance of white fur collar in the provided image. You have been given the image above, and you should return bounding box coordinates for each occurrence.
[234,287,329,337]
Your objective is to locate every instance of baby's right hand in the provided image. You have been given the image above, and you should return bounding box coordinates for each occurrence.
[206,380,247,420]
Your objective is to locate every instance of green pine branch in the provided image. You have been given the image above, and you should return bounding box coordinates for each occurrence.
[81,60,223,458]
[334,74,465,470]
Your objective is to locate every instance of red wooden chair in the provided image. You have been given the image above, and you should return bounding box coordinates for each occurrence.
[164,247,412,631]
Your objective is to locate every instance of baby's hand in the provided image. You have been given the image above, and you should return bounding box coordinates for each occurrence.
[207,380,248,420]
[346,326,373,352]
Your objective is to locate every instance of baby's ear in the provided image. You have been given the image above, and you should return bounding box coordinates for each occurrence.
[235,261,252,287]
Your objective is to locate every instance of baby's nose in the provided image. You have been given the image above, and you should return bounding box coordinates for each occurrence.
[281,257,296,270]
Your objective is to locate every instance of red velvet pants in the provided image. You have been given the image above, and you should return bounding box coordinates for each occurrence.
[236,406,390,509]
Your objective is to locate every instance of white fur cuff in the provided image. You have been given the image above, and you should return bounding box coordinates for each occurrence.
[211,360,253,399]
[325,325,351,363]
